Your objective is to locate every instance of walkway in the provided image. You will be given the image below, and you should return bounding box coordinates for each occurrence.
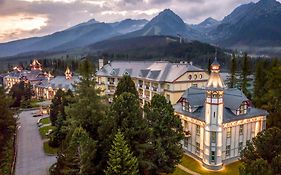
[15,110,56,175]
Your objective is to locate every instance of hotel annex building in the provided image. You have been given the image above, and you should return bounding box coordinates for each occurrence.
[174,58,267,170]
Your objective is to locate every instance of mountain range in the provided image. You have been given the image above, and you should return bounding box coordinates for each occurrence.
[0,0,281,58]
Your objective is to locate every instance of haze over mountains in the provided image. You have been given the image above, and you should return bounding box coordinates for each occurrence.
[0,0,281,58]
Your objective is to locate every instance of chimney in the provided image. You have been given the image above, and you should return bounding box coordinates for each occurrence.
[99,58,104,70]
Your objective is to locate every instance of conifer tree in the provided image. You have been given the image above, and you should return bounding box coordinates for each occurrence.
[105,131,139,175]
[106,92,152,174]
[227,53,237,88]
[144,94,183,174]
[114,75,138,97]
[208,58,211,75]
[253,60,266,107]
[239,53,251,98]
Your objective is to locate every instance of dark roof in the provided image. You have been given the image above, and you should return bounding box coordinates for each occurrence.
[96,61,206,82]
[175,87,268,123]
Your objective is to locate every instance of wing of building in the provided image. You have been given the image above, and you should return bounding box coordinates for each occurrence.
[34,67,79,100]
[96,60,209,104]
[2,59,79,100]
[174,57,268,170]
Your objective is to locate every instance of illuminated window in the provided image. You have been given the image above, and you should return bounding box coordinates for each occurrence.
[227,128,231,138]
[239,125,244,135]
[182,99,191,112]
[226,145,231,157]
[194,74,197,80]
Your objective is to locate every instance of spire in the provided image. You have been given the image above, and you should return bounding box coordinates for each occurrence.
[65,66,72,80]
[30,59,42,71]
[206,55,225,89]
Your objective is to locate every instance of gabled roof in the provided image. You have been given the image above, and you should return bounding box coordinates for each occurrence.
[96,61,205,82]
[175,87,268,123]
[36,76,79,91]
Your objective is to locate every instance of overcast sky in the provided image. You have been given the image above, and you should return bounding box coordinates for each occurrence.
[0,0,275,43]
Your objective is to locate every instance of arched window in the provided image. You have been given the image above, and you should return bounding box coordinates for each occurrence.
[188,74,192,80]
[194,74,197,80]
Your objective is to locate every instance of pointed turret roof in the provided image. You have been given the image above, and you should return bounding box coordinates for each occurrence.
[206,57,225,89]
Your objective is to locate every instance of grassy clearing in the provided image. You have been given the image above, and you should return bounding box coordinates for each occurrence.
[43,141,58,155]
[39,125,56,139]
[180,155,240,175]
[40,117,51,125]
[171,167,191,175]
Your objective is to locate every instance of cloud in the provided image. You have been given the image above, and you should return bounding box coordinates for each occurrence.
[0,0,280,42]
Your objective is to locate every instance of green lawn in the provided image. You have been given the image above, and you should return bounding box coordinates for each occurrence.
[40,117,51,125]
[179,155,240,175]
[171,167,191,175]
[39,125,56,139]
[43,141,58,155]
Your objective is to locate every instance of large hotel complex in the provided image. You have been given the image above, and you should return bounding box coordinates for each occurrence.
[96,59,209,104]
[1,58,267,170]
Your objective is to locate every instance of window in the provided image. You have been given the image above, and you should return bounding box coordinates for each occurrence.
[199,74,203,79]
[194,74,197,80]
[227,128,231,138]
[226,145,231,157]
[196,142,200,154]
[238,142,243,152]
[167,84,170,90]
[183,120,188,131]
[188,74,192,80]
[184,138,188,147]
[211,132,216,143]
[166,94,170,101]
[196,125,200,136]
[192,83,198,87]
[239,125,244,135]
[182,99,190,112]
[211,151,215,162]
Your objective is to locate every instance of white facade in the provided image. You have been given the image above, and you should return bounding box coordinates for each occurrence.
[175,58,267,170]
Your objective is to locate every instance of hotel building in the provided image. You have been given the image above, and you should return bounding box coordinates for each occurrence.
[96,60,209,104]
[174,58,268,170]
[34,67,79,100]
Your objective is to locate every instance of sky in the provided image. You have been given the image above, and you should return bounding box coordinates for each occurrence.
[0,0,275,43]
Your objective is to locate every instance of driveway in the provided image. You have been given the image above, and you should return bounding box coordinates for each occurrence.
[15,110,56,175]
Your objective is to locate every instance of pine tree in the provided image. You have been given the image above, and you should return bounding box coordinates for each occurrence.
[105,131,139,175]
[253,60,266,107]
[227,53,237,88]
[114,75,138,97]
[106,92,152,174]
[208,58,211,75]
[144,94,184,174]
[239,53,251,98]
[0,87,16,173]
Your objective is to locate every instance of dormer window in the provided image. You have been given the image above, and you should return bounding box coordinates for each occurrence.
[236,101,248,115]
[182,98,191,112]
[124,71,129,75]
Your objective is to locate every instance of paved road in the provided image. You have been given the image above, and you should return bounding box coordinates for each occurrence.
[15,110,56,175]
